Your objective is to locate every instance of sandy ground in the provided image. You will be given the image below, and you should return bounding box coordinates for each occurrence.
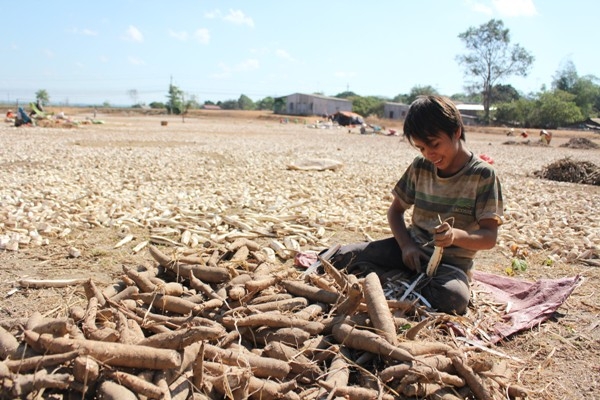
[0,110,599,399]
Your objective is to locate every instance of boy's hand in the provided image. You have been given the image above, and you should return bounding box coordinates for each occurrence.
[433,221,454,248]
[402,242,428,273]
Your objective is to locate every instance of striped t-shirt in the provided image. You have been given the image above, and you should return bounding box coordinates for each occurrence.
[393,155,503,271]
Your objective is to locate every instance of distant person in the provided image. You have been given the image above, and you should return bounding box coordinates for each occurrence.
[5,109,15,123]
[322,95,503,315]
[540,130,552,145]
[15,107,32,126]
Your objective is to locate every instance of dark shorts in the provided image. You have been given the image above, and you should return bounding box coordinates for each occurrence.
[329,237,471,314]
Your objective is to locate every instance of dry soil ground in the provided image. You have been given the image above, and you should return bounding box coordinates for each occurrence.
[0,109,599,399]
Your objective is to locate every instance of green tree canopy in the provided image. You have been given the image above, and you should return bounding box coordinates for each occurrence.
[35,89,50,105]
[491,84,520,104]
[552,61,600,118]
[391,93,408,104]
[184,94,201,110]
[456,19,534,124]
[450,92,483,104]
[167,84,184,114]
[494,98,534,127]
[530,90,583,128]
[255,96,274,110]
[495,90,583,129]
[571,76,600,118]
[219,99,240,110]
[238,94,255,110]
[351,96,384,118]
[552,61,599,118]
[552,60,579,92]
[405,85,439,105]
[334,91,358,99]
[149,101,166,109]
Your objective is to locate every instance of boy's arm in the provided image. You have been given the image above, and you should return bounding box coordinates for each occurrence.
[433,218,499,251]
[387,197,427,272]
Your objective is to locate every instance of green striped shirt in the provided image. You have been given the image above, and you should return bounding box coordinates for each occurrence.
[393,155,503,270]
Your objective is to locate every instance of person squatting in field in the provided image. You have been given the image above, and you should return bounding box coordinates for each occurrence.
[329,95,504,314]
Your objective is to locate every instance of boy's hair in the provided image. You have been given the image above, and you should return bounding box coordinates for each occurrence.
[403,95,465,144]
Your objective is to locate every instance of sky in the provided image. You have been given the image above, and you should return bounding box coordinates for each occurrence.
[1,0,598,106]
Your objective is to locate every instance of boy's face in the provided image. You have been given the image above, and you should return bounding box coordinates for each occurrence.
[411,129,464,175]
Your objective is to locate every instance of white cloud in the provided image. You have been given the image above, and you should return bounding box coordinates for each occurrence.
[43,49,55,58]
[492,0,537,17]
[464,0,493,15]
[125,25,144,42]
[275,49,295,62]
[128,56,145,65]
[194,28,210,44]
[99,55,109,63]
[169,30,188,41]
[223,9,254,27]
[168,29,209,44]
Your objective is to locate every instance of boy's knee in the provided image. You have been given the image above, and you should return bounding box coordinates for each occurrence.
[430,292,469,315]
[422,276,470,314]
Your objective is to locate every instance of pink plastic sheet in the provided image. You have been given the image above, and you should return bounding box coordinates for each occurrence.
[472,270,583,343]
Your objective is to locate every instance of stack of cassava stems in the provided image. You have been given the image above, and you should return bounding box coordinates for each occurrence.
[0,240,529,399]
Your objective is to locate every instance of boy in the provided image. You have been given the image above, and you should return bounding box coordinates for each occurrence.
[330,95,503,314]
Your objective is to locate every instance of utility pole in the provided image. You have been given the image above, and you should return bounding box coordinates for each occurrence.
[181,92,185,123]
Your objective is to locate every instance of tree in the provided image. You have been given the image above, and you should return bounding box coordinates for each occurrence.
[392,86,440,106]
[351,96,384,118]
[392,93,408,104]
[273,97,286,113]
[255,96,274,111]
[450,92,482,104]
[149,101,166,109]
[238,94,255,110]
[35,89,50,106]
[127,89,139,106]
[491,84,520,104]
[456,19,534,124]
[495,90,585,128]
[220,99,240,110]
[334,91,358,99]
[167,84,184,114]
[552,61,600,118]
[530,90,583,128]
[552,60,578,92]
[405,85,439,105]
[494,98,534,127]
[571,75,600,118]
[184,94,201,110]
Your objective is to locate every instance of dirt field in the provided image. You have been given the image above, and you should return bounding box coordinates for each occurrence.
[1,109,599,399]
